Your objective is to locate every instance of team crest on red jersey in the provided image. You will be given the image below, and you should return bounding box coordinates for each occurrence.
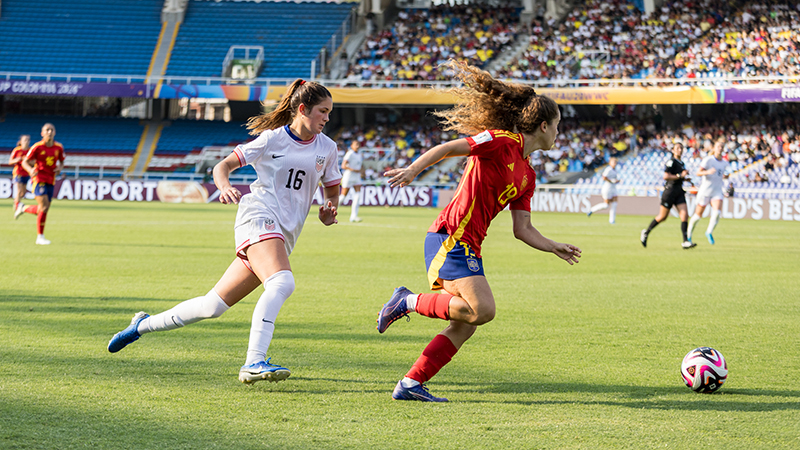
[315,155,325,172]
[265,218,275,231]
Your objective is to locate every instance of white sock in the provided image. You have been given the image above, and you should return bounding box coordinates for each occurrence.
[688,213,701,240]
[350,193,360,220]
[245,270,295,365]
[608,202,617,224]
[401,377,420,388]
[707,209,721,234]
[406,294,419,312]
[138,289,229,334]
[338,194,345,205]
[590,203,609,213]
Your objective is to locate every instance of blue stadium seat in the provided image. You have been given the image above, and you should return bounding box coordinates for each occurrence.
[0,0,162,75]
[166,1,355,78]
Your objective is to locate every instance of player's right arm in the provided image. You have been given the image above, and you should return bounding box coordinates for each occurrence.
[213,153,242,204]
[385,139,470,187]
[8,150,23,165]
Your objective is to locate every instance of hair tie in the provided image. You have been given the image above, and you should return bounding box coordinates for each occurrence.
[299,79,306,85]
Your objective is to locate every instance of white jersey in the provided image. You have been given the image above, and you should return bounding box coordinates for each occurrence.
[341,149,363,188]
[232,125,341,256]
[343,149,363,171]
[600,165,618,199]
[698,155,727,192]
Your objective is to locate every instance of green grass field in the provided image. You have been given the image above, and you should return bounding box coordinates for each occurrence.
[1,199,799,449]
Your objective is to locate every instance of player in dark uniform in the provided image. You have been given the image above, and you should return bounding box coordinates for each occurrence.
[640,143,696,249]
[374,60,582,402]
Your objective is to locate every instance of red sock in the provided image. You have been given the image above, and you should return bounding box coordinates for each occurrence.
[13,200,18,210]
[36,211,47,234]
[416,293,451,320]
[24,205,38,215]
[406,334,459,383]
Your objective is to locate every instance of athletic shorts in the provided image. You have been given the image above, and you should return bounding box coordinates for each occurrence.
[233,197,293,267]
[695,184,723,206]
[12,175,30,185]
[34,183,55,200]
[424,231,484,290]
[660,187,686,209]
[601,183,617,200]
[341,170,361,188]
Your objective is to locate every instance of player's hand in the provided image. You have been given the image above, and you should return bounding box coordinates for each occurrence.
[319,200,338,225]
[553,243,581,265]
[384,167,416,188]
[219,186,241,204]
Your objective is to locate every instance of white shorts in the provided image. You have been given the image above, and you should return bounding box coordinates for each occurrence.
[601,184,617,200]
[696,185,723,206]
[234,196,293,262]
[341,170,361,188]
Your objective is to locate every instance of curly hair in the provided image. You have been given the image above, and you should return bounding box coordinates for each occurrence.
[433,60,559,136]
[246,79,332,135]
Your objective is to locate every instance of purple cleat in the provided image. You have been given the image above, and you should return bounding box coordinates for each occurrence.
[377,286,412,333]
[391,380,448,402]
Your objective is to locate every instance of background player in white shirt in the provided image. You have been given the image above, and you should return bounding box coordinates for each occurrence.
[688,141,728,244]
[339,139,364,222]
[108,79,342,385]
[587,157,619,224]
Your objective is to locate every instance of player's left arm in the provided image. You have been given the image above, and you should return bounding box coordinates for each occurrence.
[54,147,65,176]
[510,209,581,265]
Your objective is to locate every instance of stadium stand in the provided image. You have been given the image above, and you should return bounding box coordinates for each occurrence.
[0,0,162,76]
[346,3,521,83]
[149,119,252,172]
[0,115,144,171]
[165,0,356,78]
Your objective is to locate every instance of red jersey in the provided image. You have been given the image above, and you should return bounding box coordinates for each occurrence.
[428,130,536,257]
[25,140,65,185]
[11,146,31,177]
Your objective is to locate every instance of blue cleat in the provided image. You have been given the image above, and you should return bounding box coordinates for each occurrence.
[706,231,715,245]
[392,380,448,402]
[108,311,149,353]
[377,286,412,333]
[586,210,593,218]
[239,358,291,384]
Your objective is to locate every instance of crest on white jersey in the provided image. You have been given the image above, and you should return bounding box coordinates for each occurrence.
[472,130,493,144]
[316,155,325,172]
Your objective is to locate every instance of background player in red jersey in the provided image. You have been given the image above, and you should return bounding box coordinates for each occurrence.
[21,123,65,245]
[9,134,31,218]
[376,60,582,402]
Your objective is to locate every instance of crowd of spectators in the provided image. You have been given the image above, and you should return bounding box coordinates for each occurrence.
[653,2,800,80]
[344,3,520,83]
[494,0,741,82]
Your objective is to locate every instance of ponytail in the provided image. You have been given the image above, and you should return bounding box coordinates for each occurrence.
[246,79,332,135]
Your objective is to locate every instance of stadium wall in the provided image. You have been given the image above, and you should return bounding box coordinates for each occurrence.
[2,178,800,222]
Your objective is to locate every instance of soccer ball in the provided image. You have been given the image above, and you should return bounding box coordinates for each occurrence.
[680,347,728,393]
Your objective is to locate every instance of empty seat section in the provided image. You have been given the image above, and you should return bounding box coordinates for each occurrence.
[0,0,162,75]
[166,0,354,78]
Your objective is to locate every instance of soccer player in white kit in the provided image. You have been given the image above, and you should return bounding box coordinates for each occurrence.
[587,157,619,224]
[688,141,728,245]
[108,79,342,384]
[339,140,364,222]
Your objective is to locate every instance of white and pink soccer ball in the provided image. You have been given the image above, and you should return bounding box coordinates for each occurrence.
[681,347,728,393]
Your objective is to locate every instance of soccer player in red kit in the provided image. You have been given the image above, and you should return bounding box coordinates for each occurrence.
[9,134,31,218]
[376,60,582,402]
[21,123,65,245]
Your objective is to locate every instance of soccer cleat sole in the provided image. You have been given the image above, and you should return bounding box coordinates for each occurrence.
[239,369,291,384]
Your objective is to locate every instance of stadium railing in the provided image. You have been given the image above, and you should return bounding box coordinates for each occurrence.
[3,71,798,89]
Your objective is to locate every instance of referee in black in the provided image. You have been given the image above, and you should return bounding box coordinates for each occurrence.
[640,143,697,249]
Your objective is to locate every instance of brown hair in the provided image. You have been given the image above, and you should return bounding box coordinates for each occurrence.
[246,79,332,135]
[433,60,559,136]
[17,134,30,148]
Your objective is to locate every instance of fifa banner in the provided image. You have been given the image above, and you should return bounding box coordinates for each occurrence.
[0,81,150,98]
[151,84,800,105]
[531,191,800,222]
[0,178,434,207]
